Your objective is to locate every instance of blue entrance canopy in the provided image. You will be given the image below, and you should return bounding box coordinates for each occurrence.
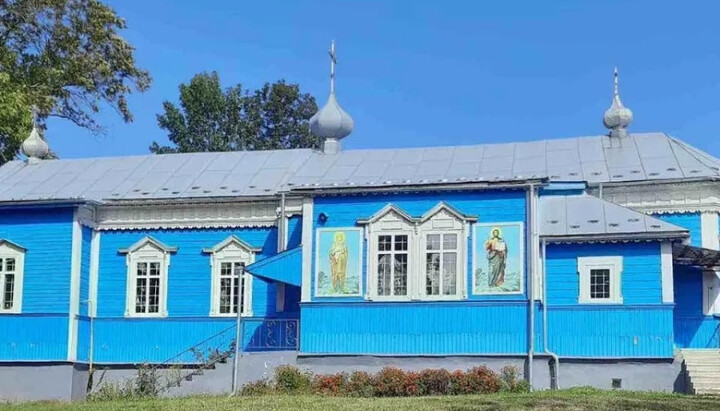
[244,246,302,286]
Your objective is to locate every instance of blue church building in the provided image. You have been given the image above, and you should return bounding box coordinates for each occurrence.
[1,53,720,400]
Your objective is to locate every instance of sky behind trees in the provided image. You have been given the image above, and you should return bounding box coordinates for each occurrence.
[44,0,720,159]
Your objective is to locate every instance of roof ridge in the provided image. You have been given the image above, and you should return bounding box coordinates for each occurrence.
[666,134,720,176]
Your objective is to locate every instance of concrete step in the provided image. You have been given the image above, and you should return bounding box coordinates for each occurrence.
[686,371,720,377]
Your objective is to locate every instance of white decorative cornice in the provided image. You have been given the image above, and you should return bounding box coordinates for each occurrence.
[96,202,280,231]
[77,204,97,229]
[118,236,178,254]
[593,181,720,215]
[202,235,262,254]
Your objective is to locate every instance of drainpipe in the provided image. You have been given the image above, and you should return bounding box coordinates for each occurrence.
[89,300,94,374]
[527,184,535,390]
[278,193,287,253]
[541,239,560,389]
[231,264,246,396]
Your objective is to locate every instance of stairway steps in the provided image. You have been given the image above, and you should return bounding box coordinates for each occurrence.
[682,350,720,395]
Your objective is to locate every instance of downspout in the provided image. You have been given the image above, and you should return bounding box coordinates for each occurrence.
[527,184,535,390]
[278,193,287,253]
[541,238,560,389]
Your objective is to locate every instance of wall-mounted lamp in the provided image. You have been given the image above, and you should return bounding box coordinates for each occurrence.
[318,212,328,223]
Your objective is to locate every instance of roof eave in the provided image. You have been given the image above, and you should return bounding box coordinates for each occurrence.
[289,178,549,196]
[541,231,689,244]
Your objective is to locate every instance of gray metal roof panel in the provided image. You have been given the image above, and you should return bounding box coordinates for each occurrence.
[1,133,719,202]
[539,193,687,238]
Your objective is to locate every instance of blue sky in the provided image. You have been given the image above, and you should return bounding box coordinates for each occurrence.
[45,0,720,159]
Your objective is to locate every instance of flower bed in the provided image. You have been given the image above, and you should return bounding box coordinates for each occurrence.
[241,365,528,397]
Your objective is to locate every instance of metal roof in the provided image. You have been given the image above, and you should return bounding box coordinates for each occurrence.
[0,132,718,203]
[0,149,314,202]
[288,132,720,190]
[539,193,688,240]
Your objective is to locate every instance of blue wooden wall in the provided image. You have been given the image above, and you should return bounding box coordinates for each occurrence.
[0,207,74,361]
[543,242,673,357]
[311,190,527,302]
[649,212,720,349]
[673,265,720,348]
[653,212,701,247]
[546,242,663,305]
[301,301,530,355]
[90,227,299,363]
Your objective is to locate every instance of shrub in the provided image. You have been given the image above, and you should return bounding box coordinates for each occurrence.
[449,369,474,395]
[465,366,502,394]
[418,369,451,396]
[345,371,375,397]
[500,365,530,393]
[402,371,422,396]
[135,364,161,397]
[374,367,407,397]
[311,373,347,396]
[274,365,311,394]
[88,378,136,401]
[241,378,273,396]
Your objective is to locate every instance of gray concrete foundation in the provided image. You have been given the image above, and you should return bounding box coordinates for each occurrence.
[296,354,683,393]
[0,353,685,402]
[0,363,88,402]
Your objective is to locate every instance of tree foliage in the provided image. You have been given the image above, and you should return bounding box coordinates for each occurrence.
[151,72,320,154]
[0,0,151,161]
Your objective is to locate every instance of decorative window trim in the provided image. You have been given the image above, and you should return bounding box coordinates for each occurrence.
[203,236,258,317]
[364,205,416,301]
[578,256,623,304]
[359,202,474,302]
[417,204,469,301]
[120,236,176,318]
[0,240,26,314]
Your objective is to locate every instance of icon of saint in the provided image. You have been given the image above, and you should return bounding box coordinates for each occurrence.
[329,231,349,293]
[485,227,507,287]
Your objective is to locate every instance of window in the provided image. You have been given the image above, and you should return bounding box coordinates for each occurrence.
[424,233,459,296]
[134,261,162,314]
[218,262,245,314]
[203,236,259,317]
[363,203,470,301]
[120,237,176,317]
[0,240,25,314]
[578,256,622,304]
[377,234,409,297]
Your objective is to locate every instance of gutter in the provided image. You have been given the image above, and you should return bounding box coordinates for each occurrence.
[0,199,101,208]
[541,231,689,244]
[288,179,548,196]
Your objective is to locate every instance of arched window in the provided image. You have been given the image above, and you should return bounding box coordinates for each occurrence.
[203,236,259,317]
[417,203,470,300]
[119,237,177,317]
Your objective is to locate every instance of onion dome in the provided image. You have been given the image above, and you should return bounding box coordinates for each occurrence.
[603,67,633,138]
[21,110,49,164]
[309,92,354,140]
[309,40,354,154]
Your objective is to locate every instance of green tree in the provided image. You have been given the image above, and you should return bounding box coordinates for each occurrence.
[151,72,320,154]
[0,0,151,162]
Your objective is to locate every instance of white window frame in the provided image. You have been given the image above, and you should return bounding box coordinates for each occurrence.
[363,203,473,302]
[121,237,175,318]
[204,236,257,317]
[578,256,623,304]
[417,205,468,301]
[0,241,25,314]
[366,205,416,301]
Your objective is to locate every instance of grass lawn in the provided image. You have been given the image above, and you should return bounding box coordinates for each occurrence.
[2,388,720,411]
